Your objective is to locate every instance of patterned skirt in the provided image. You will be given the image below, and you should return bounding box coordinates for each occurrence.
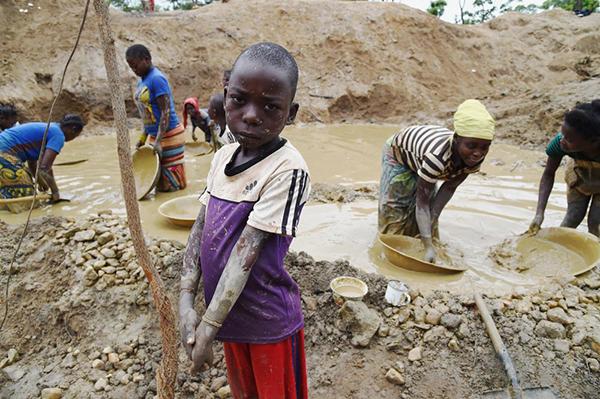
[149,124,187,192]
[0,152,35,199]
[378,138,420,236]
[378,138,439,237]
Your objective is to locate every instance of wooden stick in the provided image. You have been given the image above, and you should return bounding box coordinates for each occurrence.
[92,2,178,398]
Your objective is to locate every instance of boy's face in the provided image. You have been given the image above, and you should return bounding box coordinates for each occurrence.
[454,136,491,167]
[225,59,298,150]
[185,104,195,115]
[126,56,151,77]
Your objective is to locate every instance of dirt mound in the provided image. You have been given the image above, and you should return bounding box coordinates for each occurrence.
[1,0,599,145]
[2,215,600,398]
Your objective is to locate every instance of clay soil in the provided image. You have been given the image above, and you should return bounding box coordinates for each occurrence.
[2,1,600,398]
[1,0,599,146]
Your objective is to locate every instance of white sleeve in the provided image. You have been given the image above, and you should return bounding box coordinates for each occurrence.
[247,169,311,237]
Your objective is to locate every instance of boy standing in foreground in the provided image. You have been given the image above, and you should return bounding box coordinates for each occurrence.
[179,42,311,399]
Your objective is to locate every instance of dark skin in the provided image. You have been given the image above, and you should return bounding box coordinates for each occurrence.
[179,57,299,373]
[126,55,170,158]
[416,135,491,263]
[530,122,600,236]
[208,96,226,134]
[0,115,17,130]
[33,124,82,202]
[222,69,231,90]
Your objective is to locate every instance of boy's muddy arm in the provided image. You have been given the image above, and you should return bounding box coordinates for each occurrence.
[179,204,206,358]
[531,155,562,232]
[153,94,170,157]
[416,178,437,263]
[190,225,270,373]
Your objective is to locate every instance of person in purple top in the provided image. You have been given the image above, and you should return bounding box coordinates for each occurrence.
[179,43,311,399]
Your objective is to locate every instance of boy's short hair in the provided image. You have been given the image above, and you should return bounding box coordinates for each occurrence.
[231,42,299,99]
[125,44,152,61]
[565,99,600,141]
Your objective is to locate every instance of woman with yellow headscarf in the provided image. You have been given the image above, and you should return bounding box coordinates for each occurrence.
[378,99,495,263]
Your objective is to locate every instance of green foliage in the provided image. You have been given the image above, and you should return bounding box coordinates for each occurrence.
[456,0,497,24]
[512,3,541,13]
[427,0,447,17]
[107,0,144,12]
[541,0,599,11]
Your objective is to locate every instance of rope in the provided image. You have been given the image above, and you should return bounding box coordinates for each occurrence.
[0,0,91,332]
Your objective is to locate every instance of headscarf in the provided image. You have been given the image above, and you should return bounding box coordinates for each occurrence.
[453,99,495,141]
[182,97,200,129]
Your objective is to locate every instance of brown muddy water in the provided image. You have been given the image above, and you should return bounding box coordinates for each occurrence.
[1,124,582,295]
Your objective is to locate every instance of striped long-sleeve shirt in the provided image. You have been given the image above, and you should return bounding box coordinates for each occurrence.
[390,125,481,183]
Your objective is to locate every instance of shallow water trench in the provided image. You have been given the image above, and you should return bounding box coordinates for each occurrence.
[1,124,581,295]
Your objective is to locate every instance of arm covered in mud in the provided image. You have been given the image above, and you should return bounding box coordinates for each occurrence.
[530,155,562,233]
[430,173,468,227]
[415,177,437,263]
[179,204,206,358]
[190,225,270,373]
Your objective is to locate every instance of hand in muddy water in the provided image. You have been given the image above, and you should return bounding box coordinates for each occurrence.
[424,245,437,264]
[180,307,201,358]
[190,322,216,374]
[528,214,544,235]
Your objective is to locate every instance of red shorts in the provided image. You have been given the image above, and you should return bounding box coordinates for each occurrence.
[223,329,308,399]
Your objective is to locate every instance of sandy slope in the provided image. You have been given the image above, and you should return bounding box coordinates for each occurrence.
[1,0,599,146]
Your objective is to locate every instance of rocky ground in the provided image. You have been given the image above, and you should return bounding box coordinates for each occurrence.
[1,215,600,398]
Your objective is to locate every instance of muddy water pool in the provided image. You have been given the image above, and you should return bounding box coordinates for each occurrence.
[1,124,580,294]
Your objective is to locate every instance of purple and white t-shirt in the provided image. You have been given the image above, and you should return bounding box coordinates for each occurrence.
[199,139,311,343]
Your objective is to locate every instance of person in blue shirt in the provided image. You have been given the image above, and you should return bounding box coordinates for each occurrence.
[0,114,84,204]
[530,100,600,236]
[126,44,187,192]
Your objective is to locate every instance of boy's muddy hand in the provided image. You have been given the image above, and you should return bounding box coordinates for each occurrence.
[190,322,217,374]
[192,132,198,142]
[180,307,201,358]
[135,139,145,149]
[424,245,436,264]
